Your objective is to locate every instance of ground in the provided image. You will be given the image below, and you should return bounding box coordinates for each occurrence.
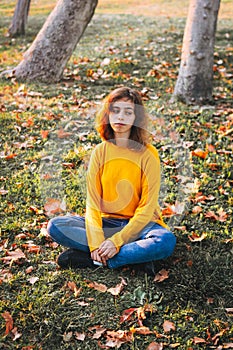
[0,1,233,349]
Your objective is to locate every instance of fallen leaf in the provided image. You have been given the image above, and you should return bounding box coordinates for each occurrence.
[163,320,176,332]
[107,277,127,296]
[0,188,8,195]
[146,342,163,350]
[120,308,137,324]
[192,205,203,214]
[63,331,73,342]
[75,332,85,341]
[67,281,82,298]
[41,130,49,139]
[44,198,66,216]
[12,326,22,341]
[188,232,207,242]
[193,336,206,344]
[225,308,233,313]
[28,276,39,285]
[1,311,13,335]
[57,128,73,138]
[153,269,169,283]
[87,281,108,293]
[133,326,152,335]
[0,248,26,264]
[89,325,107,339]
[26,266,34,274]
[191,148,208,159]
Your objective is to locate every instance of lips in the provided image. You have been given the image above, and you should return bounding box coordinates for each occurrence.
[114,123,126,126]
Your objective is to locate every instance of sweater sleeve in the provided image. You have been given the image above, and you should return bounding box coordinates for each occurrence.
[85,146,105,252]
[108,145,161,250]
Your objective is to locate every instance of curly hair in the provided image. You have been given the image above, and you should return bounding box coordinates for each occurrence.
[95,87,149,149]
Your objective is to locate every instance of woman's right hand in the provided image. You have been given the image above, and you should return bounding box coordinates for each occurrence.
[91,249,107,266]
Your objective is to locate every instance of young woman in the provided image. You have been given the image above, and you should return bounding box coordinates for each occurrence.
[47,87,176,275]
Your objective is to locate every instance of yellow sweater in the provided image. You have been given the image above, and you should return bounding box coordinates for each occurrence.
[86,141,167,252]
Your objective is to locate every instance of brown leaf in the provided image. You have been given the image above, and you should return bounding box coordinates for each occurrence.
[57,128,73,138]
[193,336,206,344]
[87,281,107,293]
[2,311,14,335]
[107,277,127,296]
[188,232,207,242]
[67,281,82,298]
[192,206,203,214]
[153,269,169,283]
[11,326,22,341]
[222,343,233,349]
[75,332,85,341]
[163,320,176,333]
[120,308,137,324]
[146,342,163,350]
[28,276,39,285]
[44,198,66,216]
[0,188,8,195]
[89,325,107,339]
[63,331,73,342]
[217,207,228,222]
[133,326,152,335]
[191,148,208,159]
[1,248,26,264]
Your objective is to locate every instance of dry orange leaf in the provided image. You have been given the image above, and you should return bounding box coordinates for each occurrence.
[87,281,108,293]
[1,311,14,335]
[163,320,176,333]
[41,130,49,139]
[133,326,153,335]
[153,269,169,283]
[44,198,66,216]
[67,281,82,298]
[188,232,207,242]
[1,248,26,264]
[57,128,73,138]
[192,205,203,214]
[191,148,208,159]
[193,336,206,344]
[107,277,127,296]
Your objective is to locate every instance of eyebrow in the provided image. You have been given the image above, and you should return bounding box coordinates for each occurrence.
[113,105,134,110]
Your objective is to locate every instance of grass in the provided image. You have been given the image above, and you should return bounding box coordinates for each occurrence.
[0,2,233,350]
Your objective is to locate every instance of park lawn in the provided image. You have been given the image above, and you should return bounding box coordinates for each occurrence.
[0,3,233,350]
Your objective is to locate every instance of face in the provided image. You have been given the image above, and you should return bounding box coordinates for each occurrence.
[109,98,136,137]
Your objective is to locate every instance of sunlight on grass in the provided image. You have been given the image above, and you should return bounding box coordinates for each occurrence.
[0,0,232,18]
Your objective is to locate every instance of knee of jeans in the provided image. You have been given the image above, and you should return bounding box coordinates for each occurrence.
[162,232,177,257]
[47,217,61,240]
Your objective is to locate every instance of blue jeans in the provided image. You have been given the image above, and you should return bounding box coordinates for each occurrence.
[47,215,176,269]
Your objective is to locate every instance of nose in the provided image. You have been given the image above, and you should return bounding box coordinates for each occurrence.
[118,110,124,121]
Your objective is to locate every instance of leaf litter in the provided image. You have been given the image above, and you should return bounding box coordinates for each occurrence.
[0,8,233,350]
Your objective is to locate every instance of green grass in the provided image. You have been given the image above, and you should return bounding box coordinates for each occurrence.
[0,5,233,350]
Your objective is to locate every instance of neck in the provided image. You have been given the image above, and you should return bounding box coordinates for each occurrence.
[115,137,129,148]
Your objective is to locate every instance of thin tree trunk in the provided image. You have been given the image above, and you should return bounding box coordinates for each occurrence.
[5,0,98,83]
[8,0,31,37]
[173,0,220,104]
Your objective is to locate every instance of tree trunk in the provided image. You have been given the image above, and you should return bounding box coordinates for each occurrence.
[173,0,220,104]
[8,0,31,37]
[7,0,98,83]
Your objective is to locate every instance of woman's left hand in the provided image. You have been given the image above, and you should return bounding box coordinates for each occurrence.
[98,240,117,260]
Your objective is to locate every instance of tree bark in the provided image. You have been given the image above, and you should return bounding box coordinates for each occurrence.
[6,0,98,83]
[8,0,31,37]
[173,0,220,104]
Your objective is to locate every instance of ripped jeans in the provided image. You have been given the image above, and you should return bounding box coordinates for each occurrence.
[47,216,176,269]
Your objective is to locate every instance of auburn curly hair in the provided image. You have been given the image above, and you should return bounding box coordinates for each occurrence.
[95,87,149,149]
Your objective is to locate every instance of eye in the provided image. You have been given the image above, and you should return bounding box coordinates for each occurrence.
[125,110,134,116]
[112,107,120,114]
